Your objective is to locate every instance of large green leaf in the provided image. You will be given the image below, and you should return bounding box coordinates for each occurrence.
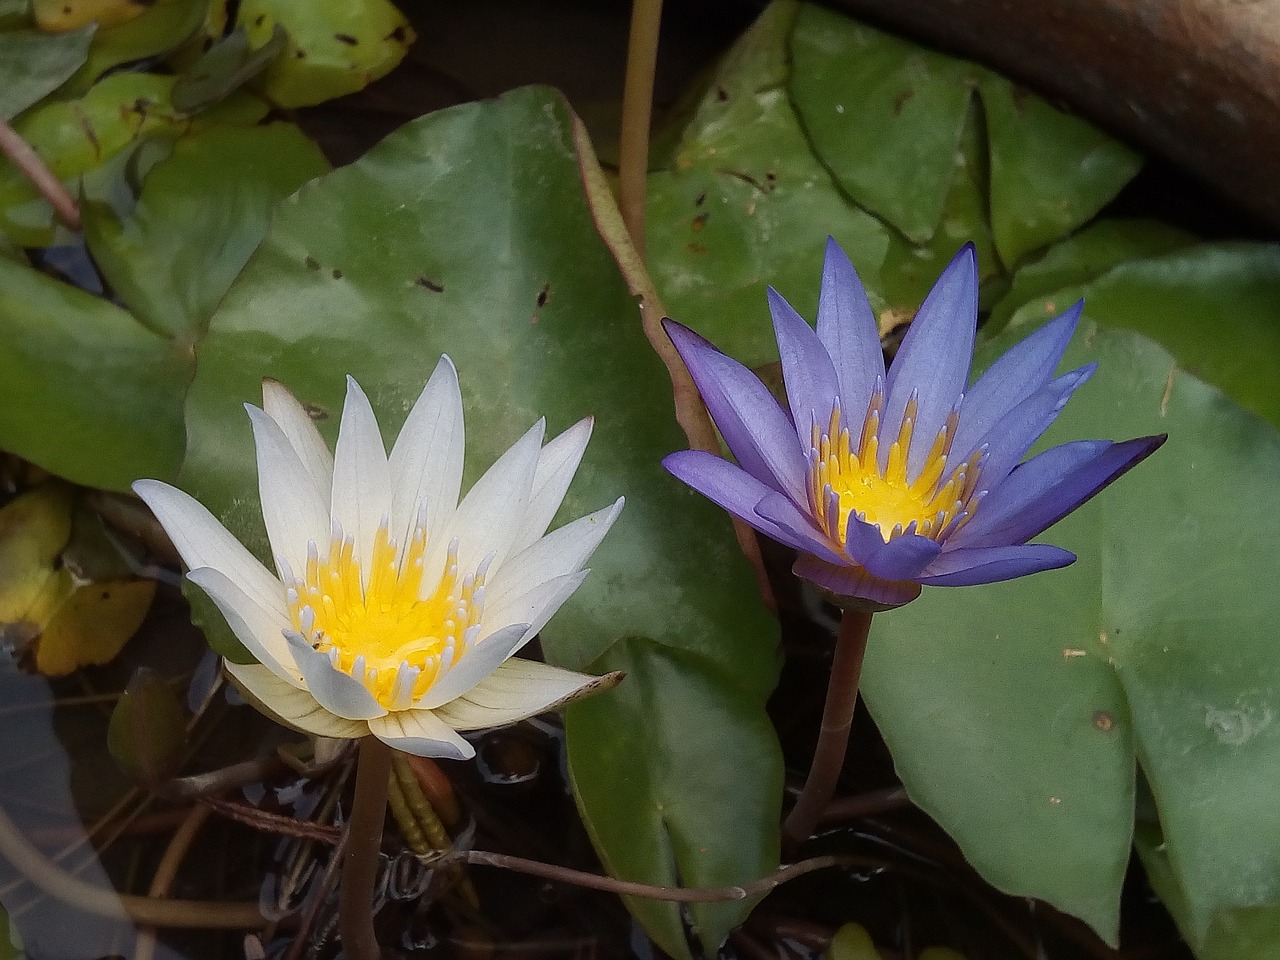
[83,123,329,340]
[863,321,1280,944]
[568,639,782,957]
[985,218,1196,335]
[0,25,95,120]
[789,3,977,245]
[978,76,1142,267]
[1005,243,1280,431]
[0,258,190,489]
[0,116,323,489]
[176,87,780,957]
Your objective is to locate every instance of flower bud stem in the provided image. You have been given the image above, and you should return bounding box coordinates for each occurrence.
[618,0,664,259]
[782,608,874,847]
[340,736,393,960]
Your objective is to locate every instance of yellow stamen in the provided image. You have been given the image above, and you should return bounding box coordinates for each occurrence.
[285,513,486,710]
[809,387,983,546]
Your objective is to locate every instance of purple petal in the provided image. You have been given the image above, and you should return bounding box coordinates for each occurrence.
[768,287,841,440]
[793,553,922,607]
[971,365,1096,486]
[950,304,1082,462]
[883,245,979,480]
[919,543,1077,586]
[664,320,808,501]
[663,451,837,560]
[953,435,1166,549]
[754,492,850,566]
[842,514,942,581]
[816,237,885,418]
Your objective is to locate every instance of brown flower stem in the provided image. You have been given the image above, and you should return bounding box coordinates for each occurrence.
[339,736,393,960]
[782,608,874,847]
[0,117,79,231]
[617,0,664,259]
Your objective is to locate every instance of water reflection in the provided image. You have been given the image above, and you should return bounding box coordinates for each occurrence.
[0,657,181,959]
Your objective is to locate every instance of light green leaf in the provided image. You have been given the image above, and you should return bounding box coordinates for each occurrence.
[568,640,782,959]
[83,122,329,340]
[0,25,95,120]
[789,3,978,244]
[978,75,1142,267]
[865,321,1280,944]
[64,0,209,92]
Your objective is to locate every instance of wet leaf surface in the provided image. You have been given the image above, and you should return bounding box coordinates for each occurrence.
[865,321,1280,944]
[0,24,95,120]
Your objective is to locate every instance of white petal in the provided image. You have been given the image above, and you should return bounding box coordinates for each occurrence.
[330,377,391,584]
[262,379,334,503]
[387,356,465,553]
[287,634,388,721]
[481,571,589,653]
[132,480,282,615]
[224,660,367,740]
[186,567,299,683]
[507,418,593,556]
[485,499,622,614]
[367,710,474,759]
[434,658,622,731]
[432,419,545,578]
[245,405,330,578]
[416,622,528,710]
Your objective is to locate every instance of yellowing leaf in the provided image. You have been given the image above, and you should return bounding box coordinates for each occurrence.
[34,0,148,31]
[828,924,883,960]
[107,667,186,782]
[35,577,155,676]
[238,0,414,107]
[0,484,73,625]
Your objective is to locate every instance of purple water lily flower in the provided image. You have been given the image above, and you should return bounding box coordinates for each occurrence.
[663,240,1165,610]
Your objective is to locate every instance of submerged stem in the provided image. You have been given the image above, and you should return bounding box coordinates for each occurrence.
[782,608,874,847]
[618,0,665,259]
[339,736,393,960]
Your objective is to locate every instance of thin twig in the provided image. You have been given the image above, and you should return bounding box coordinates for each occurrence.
[617,0,664,260]
[0,117,79,230]
[136,805,213,960]
[783,608,874,847]
[340,736,392,960]
[819,785,912,826]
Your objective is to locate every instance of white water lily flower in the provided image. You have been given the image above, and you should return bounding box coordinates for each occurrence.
[134,358,624,759]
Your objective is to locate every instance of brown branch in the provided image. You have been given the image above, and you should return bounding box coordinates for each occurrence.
[0,117,80,231]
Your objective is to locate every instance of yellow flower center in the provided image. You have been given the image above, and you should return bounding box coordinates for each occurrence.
[809,387,984,546]
[285,514,485,710]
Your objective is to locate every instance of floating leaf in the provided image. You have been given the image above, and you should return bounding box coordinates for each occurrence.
[789,3,978,244]
[0,24,95,120]
[170,23,284,111]
[1005,243,1280,431]
[35,576,155,676]
[985,218,1196,335]
[828,923,883,960]
[83,122,329,339]
[176,87,780,957]
[64,0,208,91]
[568,639,782,958]
[0,484,74,638]
[237,0,414,108]
[978,76,1142,267]
[863,321,1280,943]
[33,0,144,31]
[107,667,186,781]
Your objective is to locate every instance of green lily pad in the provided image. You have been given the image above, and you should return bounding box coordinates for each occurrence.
[1005,243,1280,431]
[568,639,782,958]
[176,86,779,957]
[0,25,95,120]
[62,0,209,92]
[978,75,1142,267]
[0,257,189,489]
[864,321,1280,944]
[985,218,1196,336]
[789,3,977,245]
[83,122,329,340]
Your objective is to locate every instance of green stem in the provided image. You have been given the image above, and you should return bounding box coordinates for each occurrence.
[339,736,392,960]
[782,608,874,847]
[617,0,665,260]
